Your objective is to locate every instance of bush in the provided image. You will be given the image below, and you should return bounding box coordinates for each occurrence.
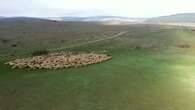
[11,44,17,47]
[22,32,27,34]
[135,46,141,50]
[1,39,10,44]
[31,50,49,56]
[177,44,191,48]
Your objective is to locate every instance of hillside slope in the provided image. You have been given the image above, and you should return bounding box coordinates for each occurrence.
[146,13,195,23]
[0,17,52,23]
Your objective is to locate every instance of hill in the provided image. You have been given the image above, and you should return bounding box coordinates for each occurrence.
[47,16,145,24]
[2,13,195,25]
[146,13,195,23]
[0,16,4,17]
[0,17,55,25]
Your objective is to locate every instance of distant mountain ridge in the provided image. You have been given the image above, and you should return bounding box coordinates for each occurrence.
[47,13,195,23]
[47,16,146,23]
[1,13,195,25]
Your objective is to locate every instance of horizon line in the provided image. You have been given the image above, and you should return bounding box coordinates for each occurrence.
[1,12,195,18]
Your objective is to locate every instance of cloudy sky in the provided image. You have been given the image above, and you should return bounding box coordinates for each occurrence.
[1,0,195,17]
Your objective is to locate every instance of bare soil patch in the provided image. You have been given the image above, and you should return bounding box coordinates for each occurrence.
[5,52,112,69]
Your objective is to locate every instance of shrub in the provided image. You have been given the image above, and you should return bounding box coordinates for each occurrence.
[22,32,27,34]
[11,44,17,47]
[60,40,64,43]
[177,44,191,48]
[31,50,49,56]
[135,46,141,50]
[1,39,10,44]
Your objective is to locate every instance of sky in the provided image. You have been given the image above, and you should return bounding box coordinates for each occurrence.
[1,0,195,17]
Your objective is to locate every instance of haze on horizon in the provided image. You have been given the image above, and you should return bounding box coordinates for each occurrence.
[1,0,195,18]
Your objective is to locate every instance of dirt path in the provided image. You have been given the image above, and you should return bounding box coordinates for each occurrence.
[49,31,128,51]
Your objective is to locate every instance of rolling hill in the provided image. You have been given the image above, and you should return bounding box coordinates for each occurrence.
[46,13,195,25]
[1,13,195,25]
[46,16,146,24]
[146,13,195,23]
[0,16,5,19]
[0,17,54,24]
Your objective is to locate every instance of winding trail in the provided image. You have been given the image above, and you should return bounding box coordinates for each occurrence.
[49,31,128,51]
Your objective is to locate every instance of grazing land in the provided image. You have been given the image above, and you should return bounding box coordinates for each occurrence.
[1,20,195,110]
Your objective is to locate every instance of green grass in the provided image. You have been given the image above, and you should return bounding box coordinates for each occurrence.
[1,23,195,110]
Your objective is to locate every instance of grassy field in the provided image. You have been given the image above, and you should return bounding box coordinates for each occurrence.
[1,22,195,110]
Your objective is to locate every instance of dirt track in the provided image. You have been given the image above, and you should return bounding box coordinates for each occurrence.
[49,31,128,51]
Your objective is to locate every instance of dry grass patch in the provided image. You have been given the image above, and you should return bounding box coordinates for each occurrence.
[5,52,112,69]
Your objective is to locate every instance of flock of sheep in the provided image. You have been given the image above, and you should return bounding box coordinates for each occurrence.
[5,52,112,69]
